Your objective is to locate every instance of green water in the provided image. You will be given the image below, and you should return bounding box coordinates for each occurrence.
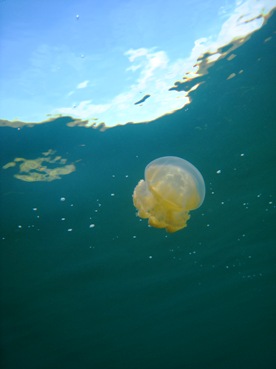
[0,15,275,369]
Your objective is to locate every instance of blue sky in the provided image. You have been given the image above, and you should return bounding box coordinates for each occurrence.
[0,0,275,128]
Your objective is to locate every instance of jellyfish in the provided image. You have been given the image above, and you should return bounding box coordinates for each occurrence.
[133,156,205,233]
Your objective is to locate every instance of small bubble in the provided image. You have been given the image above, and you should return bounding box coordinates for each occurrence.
[60,197,66,201]
[149,256,152,259]
[216,170,221,174]
[89,224,95,228]
[110,193,115,197]
[132,235,137,239]
[68,229,73,232]
[33,208,37,211]
[240,153,245,157]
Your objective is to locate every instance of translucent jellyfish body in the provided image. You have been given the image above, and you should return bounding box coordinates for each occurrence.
[133,156,205,232]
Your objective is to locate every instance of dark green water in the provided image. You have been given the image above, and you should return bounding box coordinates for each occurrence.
[1,14,276,369]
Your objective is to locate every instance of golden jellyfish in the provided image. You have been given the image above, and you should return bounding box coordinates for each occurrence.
[133,156,205,233]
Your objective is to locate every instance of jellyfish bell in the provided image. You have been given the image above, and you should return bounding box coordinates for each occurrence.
[133,156,205,233]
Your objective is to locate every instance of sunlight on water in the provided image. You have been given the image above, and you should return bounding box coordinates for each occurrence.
[0,0,275,130]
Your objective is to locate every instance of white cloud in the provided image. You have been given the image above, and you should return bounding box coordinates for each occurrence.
[77,80,89,89]
[55,48,189,127]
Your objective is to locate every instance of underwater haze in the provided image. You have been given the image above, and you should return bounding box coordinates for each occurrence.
[1,1,276,369]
